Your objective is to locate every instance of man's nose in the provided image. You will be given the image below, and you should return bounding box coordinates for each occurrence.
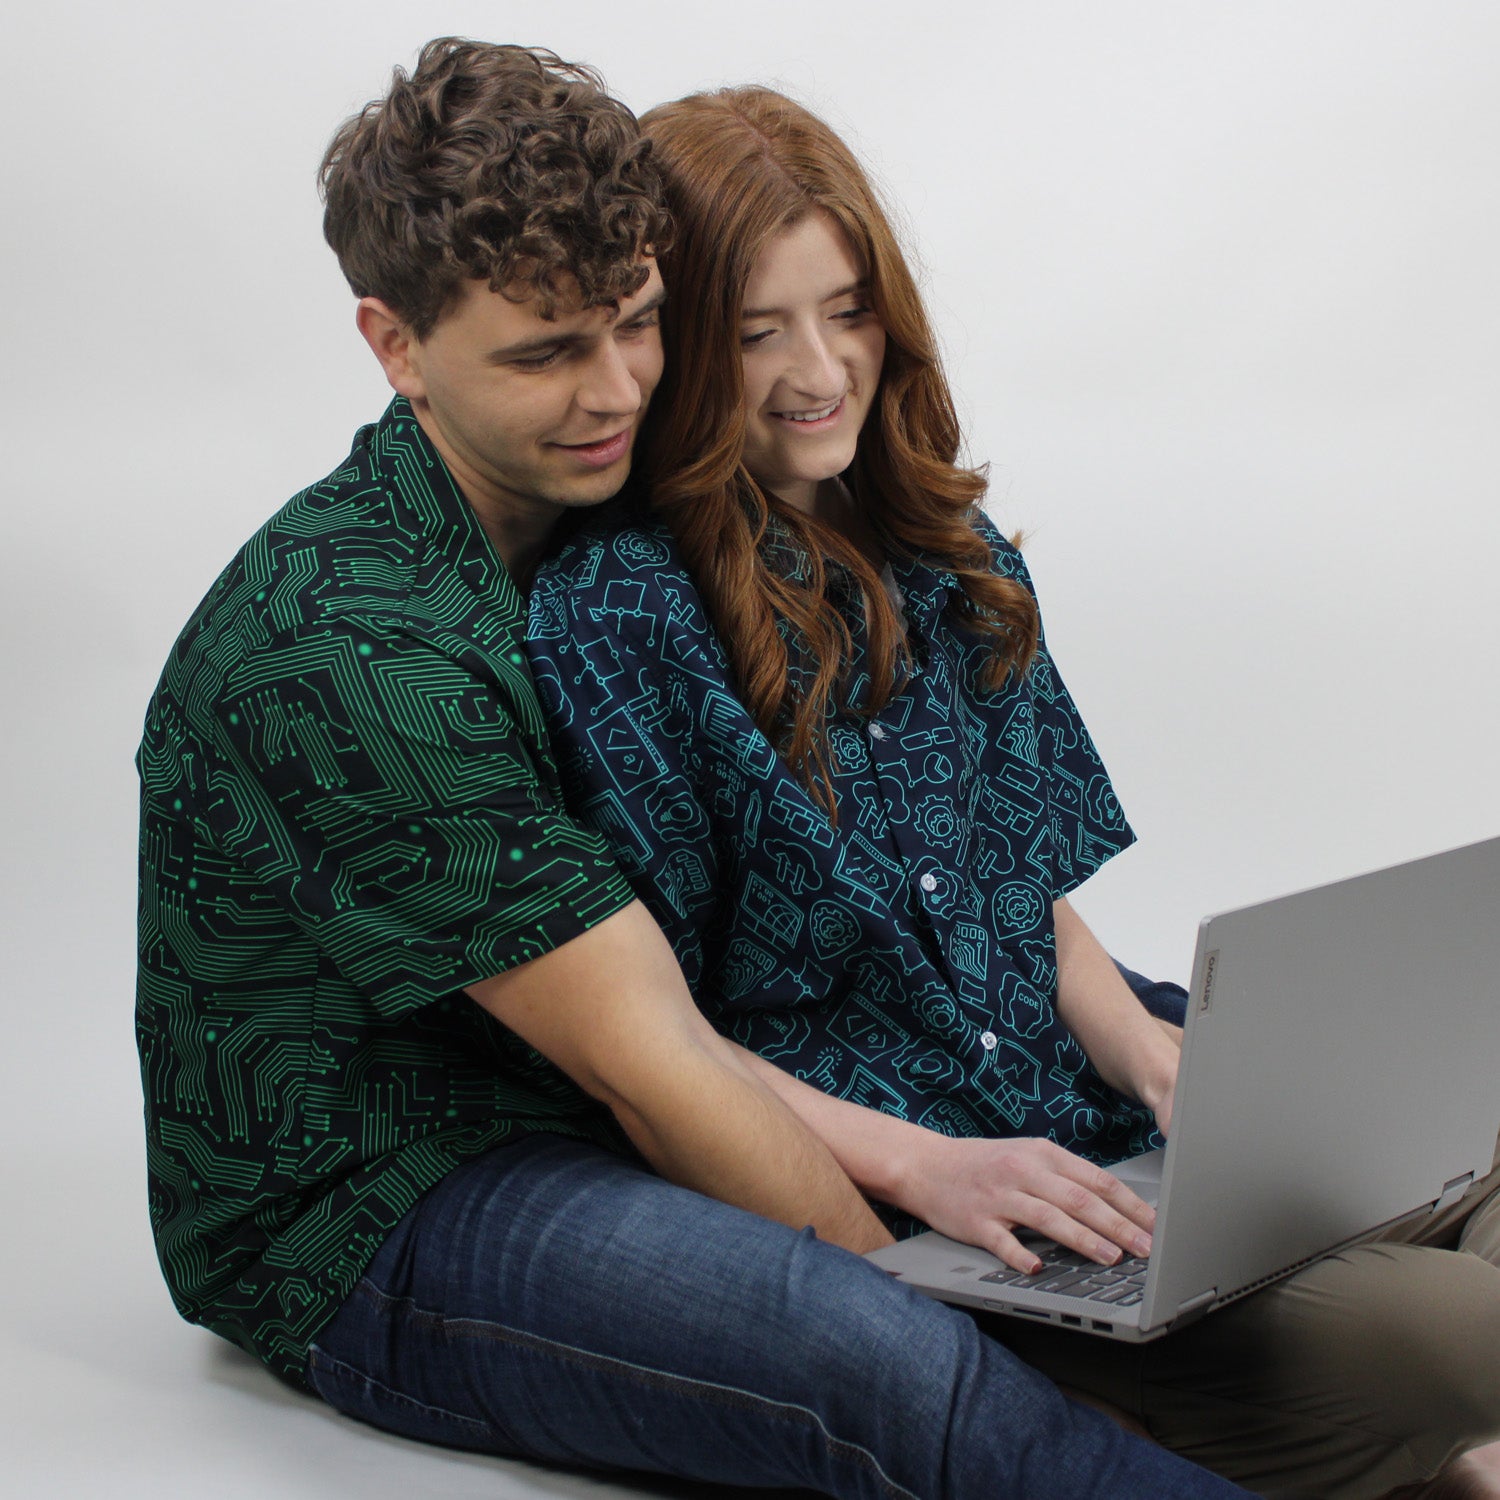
[577,338,643,415]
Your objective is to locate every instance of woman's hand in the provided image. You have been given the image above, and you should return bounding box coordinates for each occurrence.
[895,1131,1156,1275]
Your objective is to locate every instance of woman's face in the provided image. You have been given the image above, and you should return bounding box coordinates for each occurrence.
[738,210,887,515]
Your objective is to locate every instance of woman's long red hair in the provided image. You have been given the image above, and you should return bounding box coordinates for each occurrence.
[639,88,1038,813]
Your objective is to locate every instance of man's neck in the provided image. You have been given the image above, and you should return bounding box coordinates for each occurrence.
[470,506,553,592]
[408,401,554,589]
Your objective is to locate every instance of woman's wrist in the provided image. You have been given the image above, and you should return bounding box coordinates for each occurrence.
[864,1114,937,1213]
[1120,1021,1181,1118]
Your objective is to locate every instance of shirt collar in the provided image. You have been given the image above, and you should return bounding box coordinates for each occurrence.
[757,509,961,638]
[886,550,963,638]
[366,396,521,611]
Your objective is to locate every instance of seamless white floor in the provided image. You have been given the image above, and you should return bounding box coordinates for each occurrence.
[3,1163,774,1498]
[5,3,1499,1492]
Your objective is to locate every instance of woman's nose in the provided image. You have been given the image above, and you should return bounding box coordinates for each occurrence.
[785,326,843,398]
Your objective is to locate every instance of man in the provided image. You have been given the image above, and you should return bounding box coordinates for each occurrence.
[135,37,1246,1498]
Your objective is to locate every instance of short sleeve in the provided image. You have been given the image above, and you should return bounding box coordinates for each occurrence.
[196,616,635,1015]
[974,517,1136,895]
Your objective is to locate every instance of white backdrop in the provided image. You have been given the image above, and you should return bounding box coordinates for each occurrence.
[3,2,1497,1494]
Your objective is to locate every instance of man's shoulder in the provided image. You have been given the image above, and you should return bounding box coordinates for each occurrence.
[246,399,500,630]
[150,402,516,714]
[139,399,528,768]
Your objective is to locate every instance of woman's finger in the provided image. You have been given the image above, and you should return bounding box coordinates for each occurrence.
[1042,1148,1156,1230]
[981,1222,1047,1275]
[1015,1194,1141,1266]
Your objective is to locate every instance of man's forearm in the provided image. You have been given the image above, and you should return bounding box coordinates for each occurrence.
[729,1042,928,1209]
[467,901,892,1254]
[729,1038,1159,1270]
[607,1037,895,1253]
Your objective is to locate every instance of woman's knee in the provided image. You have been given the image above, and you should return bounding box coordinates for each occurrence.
[1278,1243,1500,1457]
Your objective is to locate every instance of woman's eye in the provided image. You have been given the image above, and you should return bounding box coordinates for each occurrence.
[740,328,775,348]
[835,303,874,322]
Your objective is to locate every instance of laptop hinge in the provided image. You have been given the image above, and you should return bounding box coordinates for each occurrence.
[1173,1288,1218,1325]
[1433,1172,1475,1214]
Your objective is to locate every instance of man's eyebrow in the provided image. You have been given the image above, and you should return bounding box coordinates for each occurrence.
[483,331,580,364]
[620,286,668,323]
[741,280,867,320]
[483,287,667,363]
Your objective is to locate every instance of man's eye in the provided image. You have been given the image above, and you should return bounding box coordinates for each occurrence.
[511,349,563,372]
[620,311,661,336]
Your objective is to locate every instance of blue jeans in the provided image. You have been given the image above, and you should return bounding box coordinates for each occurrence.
[306,1135,1250,1498]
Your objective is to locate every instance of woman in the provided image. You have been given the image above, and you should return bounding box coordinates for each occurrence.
[527,87,1500,1498]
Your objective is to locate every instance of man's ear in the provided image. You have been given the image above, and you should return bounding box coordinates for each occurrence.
[356,297,425,399]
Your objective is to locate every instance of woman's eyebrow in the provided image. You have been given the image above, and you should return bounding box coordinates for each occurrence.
[741,280,867,320]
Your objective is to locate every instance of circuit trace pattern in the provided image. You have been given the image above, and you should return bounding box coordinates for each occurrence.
[137,400,634,1382]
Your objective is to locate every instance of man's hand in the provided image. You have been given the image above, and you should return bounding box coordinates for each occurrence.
[466,900,893,1254]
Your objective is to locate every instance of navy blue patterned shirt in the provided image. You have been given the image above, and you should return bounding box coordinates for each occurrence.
[527,513,1162,1170]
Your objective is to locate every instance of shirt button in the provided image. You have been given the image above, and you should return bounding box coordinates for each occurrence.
[868,723,888,741]
[980,1031,998,1050]
[919,872,939,893]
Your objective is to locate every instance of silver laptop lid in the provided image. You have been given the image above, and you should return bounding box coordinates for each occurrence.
[1143,834,1500,1327]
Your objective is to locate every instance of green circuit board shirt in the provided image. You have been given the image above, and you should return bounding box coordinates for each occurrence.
[136,398,636,1384]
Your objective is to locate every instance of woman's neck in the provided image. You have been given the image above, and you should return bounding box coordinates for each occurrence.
[788,476,885,570]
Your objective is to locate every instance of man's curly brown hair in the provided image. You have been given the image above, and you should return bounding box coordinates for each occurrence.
[320,38,671,335]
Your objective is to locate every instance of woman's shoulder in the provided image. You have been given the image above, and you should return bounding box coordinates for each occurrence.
[532,510,693,612]
[967,509,1033,591]
[527,508,723,659]
[533,507,684,591]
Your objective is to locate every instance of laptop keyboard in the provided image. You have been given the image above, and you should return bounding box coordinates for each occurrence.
[979,1244,1149,1307]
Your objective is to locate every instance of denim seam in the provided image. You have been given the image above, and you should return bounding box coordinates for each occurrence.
[307,1343,496,1438]
[357,1280,921,1500]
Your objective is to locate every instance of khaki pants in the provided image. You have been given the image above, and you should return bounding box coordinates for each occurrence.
[995,1136,1500,1499]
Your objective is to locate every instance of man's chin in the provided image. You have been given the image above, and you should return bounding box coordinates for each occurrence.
[552,463,634,510]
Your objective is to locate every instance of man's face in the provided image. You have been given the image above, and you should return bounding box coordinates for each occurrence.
[392,261,665,536]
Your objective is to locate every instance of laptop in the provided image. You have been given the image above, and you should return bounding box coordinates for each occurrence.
[866,835,1500,1342]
